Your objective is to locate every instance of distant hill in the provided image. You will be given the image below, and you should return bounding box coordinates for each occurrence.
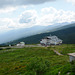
[44,22,75,32]
[0,22,72,44]
[0,25,46,44]
[4,23,75,45]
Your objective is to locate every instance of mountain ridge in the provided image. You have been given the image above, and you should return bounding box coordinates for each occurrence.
[0,22,72,44]
[2,23,75,45]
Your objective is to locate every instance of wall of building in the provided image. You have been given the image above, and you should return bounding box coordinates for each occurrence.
[40,36,62,45]
[69,56,75,62]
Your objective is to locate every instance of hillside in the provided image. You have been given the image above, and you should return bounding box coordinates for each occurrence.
[5,26,75,45]
[0,22,74,44]
[0,44,75,75]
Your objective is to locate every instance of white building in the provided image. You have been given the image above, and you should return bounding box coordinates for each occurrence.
[17,42,25,47]
[40,35,62,46]
[68,53,75,62]
[9,44,11,47]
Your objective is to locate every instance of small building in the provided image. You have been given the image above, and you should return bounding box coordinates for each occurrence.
[17,42,25,47]
[40,35,62,46]
[9,44,11,47]
[68,53,75,62]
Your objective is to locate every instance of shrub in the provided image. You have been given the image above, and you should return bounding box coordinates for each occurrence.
[5,47,11,50]
[60,64,71,75]
[71,61,75,74]
[0,48,3,50]
[26,57,50,75]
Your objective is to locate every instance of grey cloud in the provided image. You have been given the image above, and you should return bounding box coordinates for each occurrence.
[19,10,37,24]
[0,0,55,8]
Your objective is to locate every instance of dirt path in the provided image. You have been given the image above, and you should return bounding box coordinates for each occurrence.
[11,44,44,48]
[53,50,63,56]
[0,45,63,55]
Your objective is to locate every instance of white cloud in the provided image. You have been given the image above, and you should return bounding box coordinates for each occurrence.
[19,10,38,27]
[19,7,75,26]
[41,7,57,15]
[0,18,16,33]
[0,18,23,33]
[0,7,75,33]
[0,17,34,33]
[66,0,75,5]
[39,7,75,25]
[0,7,17,13]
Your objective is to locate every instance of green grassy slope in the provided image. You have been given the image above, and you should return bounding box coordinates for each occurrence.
[0,44,75,75]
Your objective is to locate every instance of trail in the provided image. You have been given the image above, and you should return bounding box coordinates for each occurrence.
[0,45,63,55]
[0,44,43,53]
[53,50,63,56]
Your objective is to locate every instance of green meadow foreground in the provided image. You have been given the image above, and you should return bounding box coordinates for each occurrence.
[0,44,75,75]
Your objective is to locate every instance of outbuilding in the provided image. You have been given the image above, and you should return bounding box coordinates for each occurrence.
[17,42,25,47]
[68,53,75,62]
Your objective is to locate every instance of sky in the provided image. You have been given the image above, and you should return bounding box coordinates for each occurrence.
[0,0,75,33]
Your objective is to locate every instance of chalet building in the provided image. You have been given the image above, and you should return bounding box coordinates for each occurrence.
[40,35,62,46]
[68,53,75,62]
[17,42,25,47]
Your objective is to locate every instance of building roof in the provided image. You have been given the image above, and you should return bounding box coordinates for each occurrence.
[20,42,25,44]
[43,35,62,41]
[68,53,75,57]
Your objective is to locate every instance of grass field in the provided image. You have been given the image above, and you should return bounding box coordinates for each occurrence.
[0,44,75,75]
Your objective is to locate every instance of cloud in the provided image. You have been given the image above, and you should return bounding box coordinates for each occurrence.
[19,10,38,24]
[0,0,55,8]
[66,0,75,5]
[40,7,75,25]
[0,7,75,33]
[19,7,75,26]
[0,18,22,33]
[0,18,13,33]
[0,16,35,33]
[0,7,17,13]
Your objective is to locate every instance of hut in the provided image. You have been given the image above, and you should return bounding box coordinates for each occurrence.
[17,42,25,47]
[68,53,75,62]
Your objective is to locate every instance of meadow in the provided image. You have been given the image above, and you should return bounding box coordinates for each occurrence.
[0,44,75,75]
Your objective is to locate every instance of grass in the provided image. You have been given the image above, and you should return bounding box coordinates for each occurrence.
[0,44,75,75]
[50,44,75,55]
